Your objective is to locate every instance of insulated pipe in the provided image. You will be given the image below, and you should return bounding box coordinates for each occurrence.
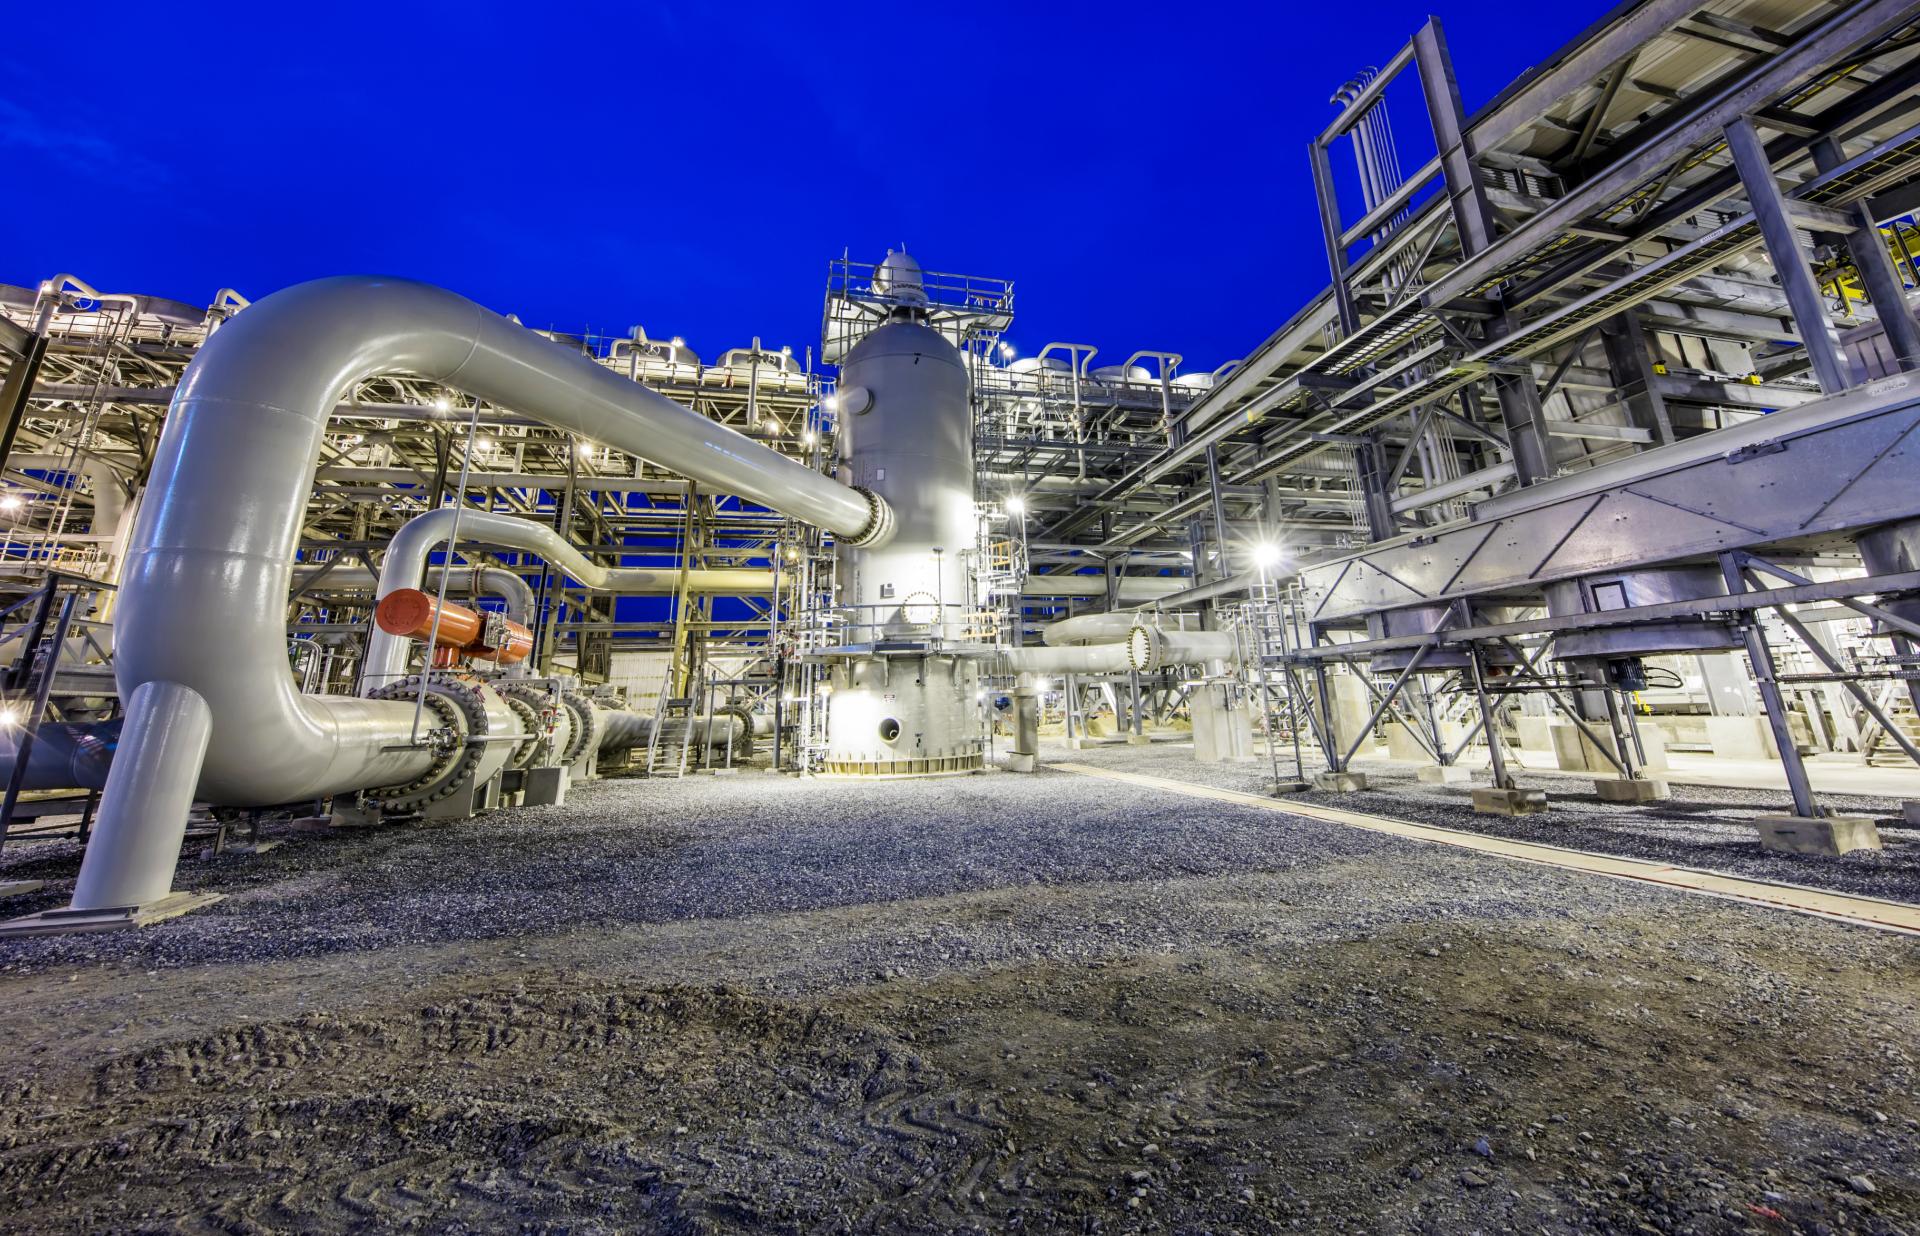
[105,275,881,811]
[999,642,1135,675]
[363,508,777,689]
[1040,610,1207,646]
[597,712,746,753]
[1124,628,1239,673]
[375,589,534,665]
[1018,574,1185,601]
[0,720,118,792]
[1041,611,1143,647]
[296,564,537,628]
[1006,615,1240,676]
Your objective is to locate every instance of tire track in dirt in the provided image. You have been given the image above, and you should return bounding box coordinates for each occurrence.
[0,979,1013,1234]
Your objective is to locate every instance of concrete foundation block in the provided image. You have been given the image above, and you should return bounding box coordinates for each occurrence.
[1515,716,1554,752]
[0,880,47,899]
[1472,787,1549,816]
[1313,771,1368,792]
[1756,815,1882,856]
[1547,719,1668,774]
[1593,777,1671,803]
[1383,722,1426,762]
[0,890,223,937]
[1417,763,1474,785]
[1548,722,1594,772]
[1007,752,1038,773]
[1126,733,1152,746]
[1707,715,1779,761]
[522,765,569,807]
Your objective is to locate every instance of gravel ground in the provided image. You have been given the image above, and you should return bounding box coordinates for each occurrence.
[1,750,1917,1232]
[1058,736,1920,903]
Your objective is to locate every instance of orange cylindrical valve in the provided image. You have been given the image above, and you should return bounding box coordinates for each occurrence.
[375,588,533,665]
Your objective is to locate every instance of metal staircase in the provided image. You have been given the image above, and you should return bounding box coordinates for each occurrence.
[1862,689,1920,767]
[642,665,696,779]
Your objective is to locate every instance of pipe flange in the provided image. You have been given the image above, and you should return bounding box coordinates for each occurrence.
[559,690,599,764]
[713,703,755,759]
[364,674,491,810]
[842,486,895,548]
[498,681,561,768]
[498,691,543,770]
[1126,626,1165,673]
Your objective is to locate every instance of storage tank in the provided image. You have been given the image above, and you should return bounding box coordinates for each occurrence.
[1090,363,1152,386]
[823,251,985,776]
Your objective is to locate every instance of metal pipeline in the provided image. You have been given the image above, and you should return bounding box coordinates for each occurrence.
[1017,574,1185,601]
[1000,616,1238,675]
[375,589,534,665]
[1000,642,1135,675]
[595,711,748,755]
[362,508,776,689]
[295,564,537,628]
[0,720,119,792]
[73,276,892,911]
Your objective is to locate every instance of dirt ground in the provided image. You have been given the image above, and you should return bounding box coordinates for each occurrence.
[2,749,1918,1233]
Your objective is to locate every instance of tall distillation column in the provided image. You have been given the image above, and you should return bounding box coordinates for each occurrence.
[822,252,986,775]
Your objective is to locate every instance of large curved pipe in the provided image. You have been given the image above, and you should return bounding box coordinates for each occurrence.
[362,508,776,689]
[86,276,887,818]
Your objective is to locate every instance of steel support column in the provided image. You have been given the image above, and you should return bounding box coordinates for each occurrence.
[1718,552,1819,817]
[1467,644,1512,790]
[1725,116,1853,394]
[1814,135,1920,372]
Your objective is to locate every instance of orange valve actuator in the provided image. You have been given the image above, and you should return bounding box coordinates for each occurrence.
[375,588,533,665]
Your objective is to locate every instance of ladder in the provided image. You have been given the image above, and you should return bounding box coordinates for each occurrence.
[1233,579,1312,785]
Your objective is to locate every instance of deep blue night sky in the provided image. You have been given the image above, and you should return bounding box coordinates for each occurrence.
[5,2,1609,373]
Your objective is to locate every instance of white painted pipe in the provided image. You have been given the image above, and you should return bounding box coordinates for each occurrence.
[1018,574,1184,600]
[362,508,776,690]
[102,276,887,816]
[1000,642,1134,674]
[295,564,536,625]
[71,680,210,910]
[1040,611,1142,647]
[1123,627,1239,672]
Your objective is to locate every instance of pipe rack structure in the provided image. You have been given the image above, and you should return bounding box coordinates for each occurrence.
[0,0,1917,928]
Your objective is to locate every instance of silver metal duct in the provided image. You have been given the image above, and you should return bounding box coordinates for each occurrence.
[70,276,892,913]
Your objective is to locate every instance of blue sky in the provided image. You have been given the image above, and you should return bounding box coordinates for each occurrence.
[4,1,1610,373]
